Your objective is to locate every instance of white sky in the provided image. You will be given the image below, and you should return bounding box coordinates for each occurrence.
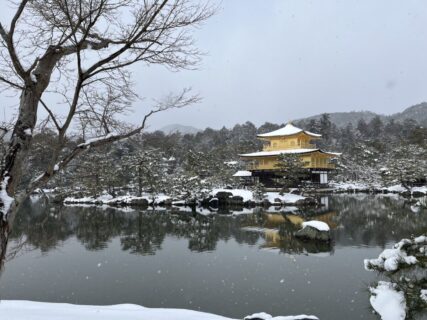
[1,0,427,131]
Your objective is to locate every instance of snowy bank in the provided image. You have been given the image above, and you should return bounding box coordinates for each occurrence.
[63,189,315,209]
[210,189,254,202]
[209,189,310,206]
[64,193,171,206]
[331,181,427,196]
[0,301,318,320]
[369,281,406,320]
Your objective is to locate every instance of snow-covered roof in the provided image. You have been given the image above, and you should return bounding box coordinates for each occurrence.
[257,123,321,138]
[233,170,252,177]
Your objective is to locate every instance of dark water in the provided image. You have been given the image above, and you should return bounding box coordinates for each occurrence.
[1,194,426,319]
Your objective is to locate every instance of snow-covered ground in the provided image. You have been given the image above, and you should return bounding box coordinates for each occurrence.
[0,301,318,320]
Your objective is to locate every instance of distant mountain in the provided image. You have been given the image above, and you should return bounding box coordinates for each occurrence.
[389,102,427,125]
[297,102,427,128]
[159,124,201,135]
[299,111,380,128]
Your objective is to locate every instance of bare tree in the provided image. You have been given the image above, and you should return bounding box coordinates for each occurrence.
[0,0,213,236]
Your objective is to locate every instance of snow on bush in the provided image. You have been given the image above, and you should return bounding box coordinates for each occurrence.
[0,176,14,218]
[369,281,406,320]
[364,236,426,272]
[421,289,427,303]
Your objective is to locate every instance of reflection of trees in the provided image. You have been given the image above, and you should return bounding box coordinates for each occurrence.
[6,200,267,257]
[121,211,167,255]
[3,195,427,261]
[240,215,334,255]
[75,208,126,251]
[326,195,427,248]
[10,200,73,253]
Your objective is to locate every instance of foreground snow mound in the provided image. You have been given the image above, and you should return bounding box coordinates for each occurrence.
[369,281,406,320]
[364,237,426,272]
[244,312,318,320]
[0,301,231,320]
[0,301,318,320]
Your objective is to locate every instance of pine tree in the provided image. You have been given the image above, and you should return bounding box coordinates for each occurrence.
[275,154,308,189]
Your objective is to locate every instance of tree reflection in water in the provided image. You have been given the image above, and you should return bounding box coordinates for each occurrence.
[0,194,426,263]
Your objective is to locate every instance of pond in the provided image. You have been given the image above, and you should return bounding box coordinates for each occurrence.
[1,194,426,319]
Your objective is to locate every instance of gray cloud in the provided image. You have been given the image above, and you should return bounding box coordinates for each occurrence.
[1,0,427,131]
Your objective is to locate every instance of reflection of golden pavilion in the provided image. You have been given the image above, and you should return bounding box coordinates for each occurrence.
[308,211,338,229]
[264,212,337,228]
[245,211,338,250]
[264,228,282,248]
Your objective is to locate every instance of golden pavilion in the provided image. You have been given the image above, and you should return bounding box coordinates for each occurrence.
[239,123,340,185]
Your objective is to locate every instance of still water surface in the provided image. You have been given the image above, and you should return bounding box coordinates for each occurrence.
[1,194,426,319]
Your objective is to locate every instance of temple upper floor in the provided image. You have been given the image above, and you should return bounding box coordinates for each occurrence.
[258,123,320,151]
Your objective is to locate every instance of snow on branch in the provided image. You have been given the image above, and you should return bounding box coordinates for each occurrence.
[0,176,14,220]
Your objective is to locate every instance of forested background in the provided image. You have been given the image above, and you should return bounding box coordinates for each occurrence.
[3,103,427,197]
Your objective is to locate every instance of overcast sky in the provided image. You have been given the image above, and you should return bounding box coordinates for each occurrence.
[1,0,427,131]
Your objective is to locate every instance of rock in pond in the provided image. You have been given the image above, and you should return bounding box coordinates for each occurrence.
[295,220,331,242]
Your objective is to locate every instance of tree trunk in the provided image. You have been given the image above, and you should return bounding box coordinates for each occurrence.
[0,219,8,272]
[138,166,142,197]
[1,86,40,225]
